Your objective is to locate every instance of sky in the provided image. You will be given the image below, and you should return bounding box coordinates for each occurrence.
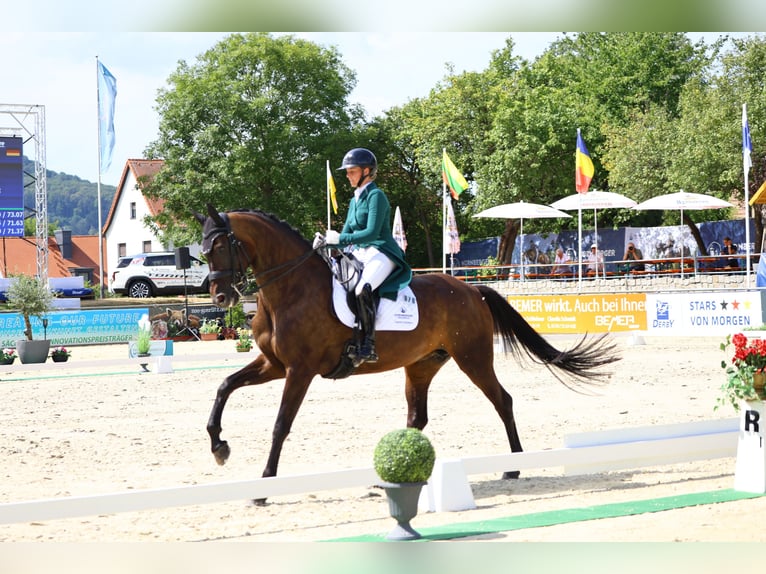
[0,31,749,187]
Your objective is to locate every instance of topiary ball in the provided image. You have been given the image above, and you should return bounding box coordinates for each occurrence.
[373,428,436,484]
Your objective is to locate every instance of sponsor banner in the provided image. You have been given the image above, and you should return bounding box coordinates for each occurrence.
[645,291,762,335]
[505,293,647,334]
[0,304,227,348]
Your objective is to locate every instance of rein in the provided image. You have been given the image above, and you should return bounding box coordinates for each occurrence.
[203,214,318,296]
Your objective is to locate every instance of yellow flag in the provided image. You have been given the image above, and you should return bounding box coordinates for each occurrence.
[327,162,338,214]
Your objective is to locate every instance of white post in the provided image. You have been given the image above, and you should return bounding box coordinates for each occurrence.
[734,399,766,493]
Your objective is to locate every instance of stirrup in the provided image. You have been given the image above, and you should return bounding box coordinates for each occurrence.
[357,339,378,363]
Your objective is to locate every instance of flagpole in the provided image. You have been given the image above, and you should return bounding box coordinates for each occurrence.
[95,56,105,299]
[326,160,331,229]
[444,152,448,275]
[743,103,752,287]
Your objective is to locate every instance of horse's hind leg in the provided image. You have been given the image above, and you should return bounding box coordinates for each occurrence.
[451,354,524,479]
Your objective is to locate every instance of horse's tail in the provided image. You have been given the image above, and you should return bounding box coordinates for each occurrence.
[475,285,620,388]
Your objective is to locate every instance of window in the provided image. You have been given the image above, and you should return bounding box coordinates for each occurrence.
[118,243,126,257]
[142,240,152,253]
[130,202,137,219]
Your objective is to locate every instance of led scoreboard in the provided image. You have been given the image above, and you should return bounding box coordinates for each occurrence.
[0,136,24,237]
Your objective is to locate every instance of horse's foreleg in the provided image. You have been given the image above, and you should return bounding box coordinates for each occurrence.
[207,354,282,466]
[403,354,450,430]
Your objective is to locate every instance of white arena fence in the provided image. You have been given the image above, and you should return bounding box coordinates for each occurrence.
[0,417,738,524]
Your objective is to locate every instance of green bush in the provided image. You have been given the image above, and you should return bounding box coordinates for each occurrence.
[373,428,436,484]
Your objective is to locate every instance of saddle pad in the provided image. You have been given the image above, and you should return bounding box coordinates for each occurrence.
[332,280,419,331]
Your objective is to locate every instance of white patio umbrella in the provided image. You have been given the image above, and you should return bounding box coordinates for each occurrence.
[552,190,637,281]
[631,190,734,275]
[474,201,571,280]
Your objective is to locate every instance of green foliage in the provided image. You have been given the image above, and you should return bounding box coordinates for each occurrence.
[224,302,246,329]
[6,275,54,341]
[143,32,363,246]
[199,318,221,334]
[373,428,436,484]
[718,333,766,412]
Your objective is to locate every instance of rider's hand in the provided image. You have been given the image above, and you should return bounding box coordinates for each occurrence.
[312,232,325,249]
[325,230,340,245]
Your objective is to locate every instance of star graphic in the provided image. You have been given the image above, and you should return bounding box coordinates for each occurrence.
[731,299,740,310]
[720,300,728,310]
[744,300,752,310]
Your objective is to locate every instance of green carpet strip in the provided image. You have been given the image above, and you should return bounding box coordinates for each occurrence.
[328,489,765,542]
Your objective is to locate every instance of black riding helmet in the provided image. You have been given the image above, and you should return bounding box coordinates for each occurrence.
[338,148,377,187]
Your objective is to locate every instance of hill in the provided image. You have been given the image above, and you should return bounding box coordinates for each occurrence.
[22,156,116,235]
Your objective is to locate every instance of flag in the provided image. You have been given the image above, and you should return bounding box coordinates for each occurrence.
[97,60,117,174]
[743,103,753,173]
[446,200,461,254]
[392,205,407,252]
[442,150,468,199]
[575,128,594,194]
[327,162,338,214]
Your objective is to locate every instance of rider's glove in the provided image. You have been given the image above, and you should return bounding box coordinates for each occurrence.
[325,230,341,245]
[312,232,326,249]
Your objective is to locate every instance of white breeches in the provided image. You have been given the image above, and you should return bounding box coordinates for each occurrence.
[352,246,396,295]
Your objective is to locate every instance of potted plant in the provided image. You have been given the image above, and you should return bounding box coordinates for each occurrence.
[373,428,436,541]
[199,318,221,341]
[235,328,253,352]
[136,315,152,356]
[1,348,16,365]
[223,303,246,339]
[718,333,766,411]
[50,346,71,362]
[6,274,54,364]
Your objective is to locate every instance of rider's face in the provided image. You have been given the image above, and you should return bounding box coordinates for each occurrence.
[345,166,365,185]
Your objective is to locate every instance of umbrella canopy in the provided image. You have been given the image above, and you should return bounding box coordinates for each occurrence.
[632,190,734,275]
[631,190,733,211]
[474,201,571,279]
[474,201,572,220]
[551,190,637,210]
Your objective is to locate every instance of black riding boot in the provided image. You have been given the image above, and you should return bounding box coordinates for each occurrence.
[355,283,378,364]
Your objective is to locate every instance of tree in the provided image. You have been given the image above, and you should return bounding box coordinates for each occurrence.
[143,33,364,245]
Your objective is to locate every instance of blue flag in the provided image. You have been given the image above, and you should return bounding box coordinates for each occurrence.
[97,61,117,174]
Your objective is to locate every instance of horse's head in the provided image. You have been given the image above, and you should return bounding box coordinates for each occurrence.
[194,204,248,309]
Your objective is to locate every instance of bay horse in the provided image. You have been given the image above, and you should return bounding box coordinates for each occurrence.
[195,205,620,492]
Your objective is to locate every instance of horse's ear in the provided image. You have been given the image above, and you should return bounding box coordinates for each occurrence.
[207,203,226,227]
[193,210,206,225]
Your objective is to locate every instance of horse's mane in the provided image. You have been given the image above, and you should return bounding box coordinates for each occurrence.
[229,209,311,248]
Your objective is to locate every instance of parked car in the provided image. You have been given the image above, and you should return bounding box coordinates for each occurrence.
[110,252,209,298]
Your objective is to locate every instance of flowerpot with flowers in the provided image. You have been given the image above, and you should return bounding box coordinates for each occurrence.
[373,428,436,541]
[235,328,253,352]
[718,333,766,411]
[199,318,222,341]
[50,346,71,363]
[1,348,16,365]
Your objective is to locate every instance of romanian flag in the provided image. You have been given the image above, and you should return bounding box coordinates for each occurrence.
[5,149,20,157]
[442,150,469,199]
[575,129,594,194]
[327,161,338,214]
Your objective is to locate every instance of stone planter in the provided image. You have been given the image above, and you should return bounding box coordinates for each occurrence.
[16,339,51,364]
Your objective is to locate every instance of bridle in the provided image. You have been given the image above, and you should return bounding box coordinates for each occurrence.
[202,211,317,297]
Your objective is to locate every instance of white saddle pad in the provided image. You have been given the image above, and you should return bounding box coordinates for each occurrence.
[332,280,419,331]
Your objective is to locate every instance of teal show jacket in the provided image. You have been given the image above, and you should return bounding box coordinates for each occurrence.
[338,182,412,300]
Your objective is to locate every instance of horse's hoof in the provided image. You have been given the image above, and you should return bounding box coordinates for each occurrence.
[502,470,521,479]
[212,441,230,466]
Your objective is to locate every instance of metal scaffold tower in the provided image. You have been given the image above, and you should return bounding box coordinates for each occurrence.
[0,103,48,282]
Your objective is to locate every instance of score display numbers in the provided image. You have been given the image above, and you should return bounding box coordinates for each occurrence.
[0,136,24,237]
